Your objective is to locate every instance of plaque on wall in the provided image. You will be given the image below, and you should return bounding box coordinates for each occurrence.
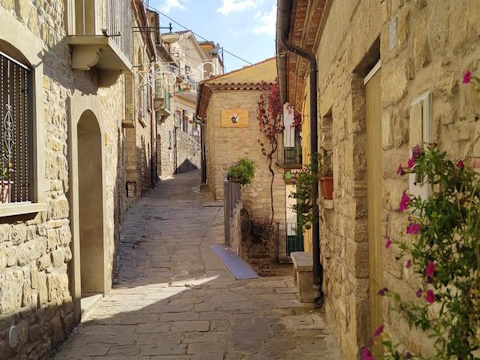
[221,109,249,128]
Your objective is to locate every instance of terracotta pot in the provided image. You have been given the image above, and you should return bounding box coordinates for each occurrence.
[320,176,333,200]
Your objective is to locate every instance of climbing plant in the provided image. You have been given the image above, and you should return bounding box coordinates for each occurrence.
[257,77,284,224]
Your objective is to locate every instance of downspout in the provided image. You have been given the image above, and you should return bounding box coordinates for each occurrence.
[277,0,323,299]
[194,114,207,184]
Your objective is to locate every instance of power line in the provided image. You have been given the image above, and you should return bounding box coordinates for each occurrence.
[144,3,260,71]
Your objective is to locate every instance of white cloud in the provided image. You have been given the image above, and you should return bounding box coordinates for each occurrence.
[160,0,187,13]
[217,0,257,15]
[252,4,276,36]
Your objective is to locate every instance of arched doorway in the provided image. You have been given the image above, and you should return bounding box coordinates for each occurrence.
[77,110,105,297]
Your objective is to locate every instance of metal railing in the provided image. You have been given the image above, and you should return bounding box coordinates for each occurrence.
[286,222,304,256]
[76,0,132,62]
[278,127,302,166]
[0,52,33,204]
[224,174,241,245]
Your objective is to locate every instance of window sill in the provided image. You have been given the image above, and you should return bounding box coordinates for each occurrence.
[322,199,334,210]
[0,202,48,218]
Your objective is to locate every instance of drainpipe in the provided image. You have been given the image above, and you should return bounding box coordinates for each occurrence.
[194,115,207,184]
[277,0,323,299]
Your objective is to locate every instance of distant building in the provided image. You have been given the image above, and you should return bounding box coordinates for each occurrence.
[155,30,224,177]
[197,58,295,269]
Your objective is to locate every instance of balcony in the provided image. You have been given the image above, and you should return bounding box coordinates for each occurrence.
[176,76,199,102]
[277,127,302,168]
[68,0,133,86]
[154,86,172,122]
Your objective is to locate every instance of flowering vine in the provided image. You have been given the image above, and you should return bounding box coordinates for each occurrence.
[257,77,284,224]
[361,70,480,360]
[364,143,480,360]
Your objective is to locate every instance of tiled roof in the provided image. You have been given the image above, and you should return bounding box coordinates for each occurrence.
[196,57,278,119]
[204,57,276,85]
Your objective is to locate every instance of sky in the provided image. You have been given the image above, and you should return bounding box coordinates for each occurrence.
[148,0,277,73]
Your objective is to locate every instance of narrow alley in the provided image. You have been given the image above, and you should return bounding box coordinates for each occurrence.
[49,170,341,360]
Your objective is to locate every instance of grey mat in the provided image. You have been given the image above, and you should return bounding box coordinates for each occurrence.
[210,244,259,280]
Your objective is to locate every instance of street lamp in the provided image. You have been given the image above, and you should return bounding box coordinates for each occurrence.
[132,22,180,43]
[161,23,180,43]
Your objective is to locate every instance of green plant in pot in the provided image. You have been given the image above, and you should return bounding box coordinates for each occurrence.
[228,158,255,187]
[318,147,333,200]
[289,148,332,234]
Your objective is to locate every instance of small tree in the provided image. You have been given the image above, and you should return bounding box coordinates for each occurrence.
[257,78,284,224]
[228,158,256,187]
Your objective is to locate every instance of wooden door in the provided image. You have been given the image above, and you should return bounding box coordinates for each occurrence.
[365,62,383,346]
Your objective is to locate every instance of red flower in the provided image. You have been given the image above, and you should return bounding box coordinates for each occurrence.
[416,288,423,297]
[457,160,464,169]
[377,288,388,296]
[374,324,384,337]
[406,259,412,269]
[412,145,421,158]
[426,260,436,278]
[426,290,436,304]
[385,236,392,249]
[463,70,472,84]
[407,157,416,169]
[362,347,375,360]
[406,222,421,234]
[405,352,412,359]
[397,164,406,176]
[399,191,411,211]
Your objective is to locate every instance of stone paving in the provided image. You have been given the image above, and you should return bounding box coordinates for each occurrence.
[49,170,342,360]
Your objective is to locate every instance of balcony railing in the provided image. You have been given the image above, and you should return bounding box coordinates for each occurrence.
[286,222,304,256]
[278,127,302,167]
[69,0,133,83]
[75,0,132,61]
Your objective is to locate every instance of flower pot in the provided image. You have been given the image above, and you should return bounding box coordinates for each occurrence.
[320,176,333,200]
[0,180,11,203]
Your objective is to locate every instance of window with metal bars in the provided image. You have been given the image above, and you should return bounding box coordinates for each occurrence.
[0,51,33,204]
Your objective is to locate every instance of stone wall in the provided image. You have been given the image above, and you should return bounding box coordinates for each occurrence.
[125,29,154,198]
[312,0,480,358]
[158,99,201,178]
[205,89,288,260]
[0,1,128,359]
[229,203,290,277]
[205,90,286,223]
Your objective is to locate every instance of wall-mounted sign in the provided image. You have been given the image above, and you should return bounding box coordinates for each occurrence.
[284,168,304,184]
[221,109,249,128]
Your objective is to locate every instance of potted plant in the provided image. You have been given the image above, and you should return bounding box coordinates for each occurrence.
[289,148,333,234]
[228,158,255,187]
[318,147,333,200]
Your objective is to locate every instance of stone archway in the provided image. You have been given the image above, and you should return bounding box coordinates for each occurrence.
[77,110,105,297]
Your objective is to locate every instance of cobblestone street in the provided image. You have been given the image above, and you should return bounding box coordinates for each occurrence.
[49,170,341,360]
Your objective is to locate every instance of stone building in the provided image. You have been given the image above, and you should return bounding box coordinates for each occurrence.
[156,30,209,178]
[277,0,480,358]
[0,0,142,358]
[123,1,157,203]
[196,58,292,263]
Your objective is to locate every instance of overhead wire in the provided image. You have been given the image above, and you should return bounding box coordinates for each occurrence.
[144,2,277,76]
